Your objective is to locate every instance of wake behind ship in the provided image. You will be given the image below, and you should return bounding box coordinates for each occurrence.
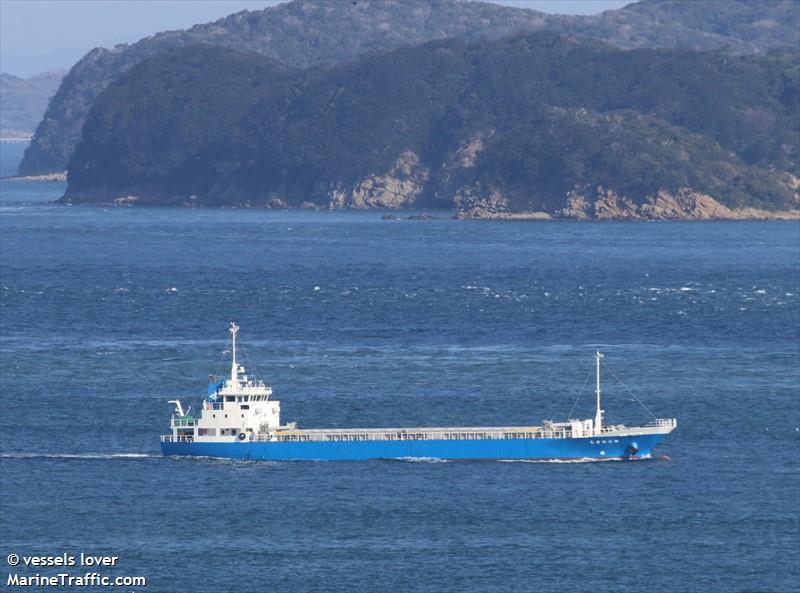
[160,323,676,461]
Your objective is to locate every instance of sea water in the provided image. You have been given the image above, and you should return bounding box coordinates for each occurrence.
[1,144,798,592]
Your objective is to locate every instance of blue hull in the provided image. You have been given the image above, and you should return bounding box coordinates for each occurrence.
[161,433,666,461]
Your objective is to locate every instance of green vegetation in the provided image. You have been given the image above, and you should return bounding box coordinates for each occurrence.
[63,34,798,214]
[21,0,799,175]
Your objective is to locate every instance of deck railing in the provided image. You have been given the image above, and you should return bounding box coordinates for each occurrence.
[161,435,194,443]
[171,417,196,427]
[646,418,677,429]
[162,420,675,445]
[257,427,571,443]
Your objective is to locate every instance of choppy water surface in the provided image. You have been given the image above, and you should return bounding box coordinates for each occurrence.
[1,149,798,592]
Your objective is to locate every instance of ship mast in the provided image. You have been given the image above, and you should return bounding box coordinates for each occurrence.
[594,351,604,435]
[230,322,239,384]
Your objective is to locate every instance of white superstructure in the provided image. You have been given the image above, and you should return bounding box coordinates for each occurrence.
[168,323,288,443]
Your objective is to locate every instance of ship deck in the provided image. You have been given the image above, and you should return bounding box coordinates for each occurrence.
[161,419,676,444]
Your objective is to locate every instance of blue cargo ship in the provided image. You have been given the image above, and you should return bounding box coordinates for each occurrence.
[160,323,676,461]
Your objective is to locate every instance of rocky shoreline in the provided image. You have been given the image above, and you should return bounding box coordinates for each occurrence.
[58,157,799,221]
[456,188,800,221]
[3,171,67,182]
[455,209,800,221]
[59,195,799,221]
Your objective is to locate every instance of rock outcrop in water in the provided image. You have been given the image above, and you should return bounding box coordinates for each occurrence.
[19,0,800,176]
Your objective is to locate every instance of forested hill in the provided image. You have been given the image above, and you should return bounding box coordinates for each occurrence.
[62,35,799,219]
[20,0,800,176]
[0,71,64,137]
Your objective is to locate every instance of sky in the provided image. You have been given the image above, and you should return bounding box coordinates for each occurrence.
[0,0,631,77]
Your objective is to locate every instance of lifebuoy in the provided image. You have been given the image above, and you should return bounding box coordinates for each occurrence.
[238,432,247,441]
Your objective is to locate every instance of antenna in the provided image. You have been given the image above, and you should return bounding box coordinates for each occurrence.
[595,351,604,435]
[230,322,240,384]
